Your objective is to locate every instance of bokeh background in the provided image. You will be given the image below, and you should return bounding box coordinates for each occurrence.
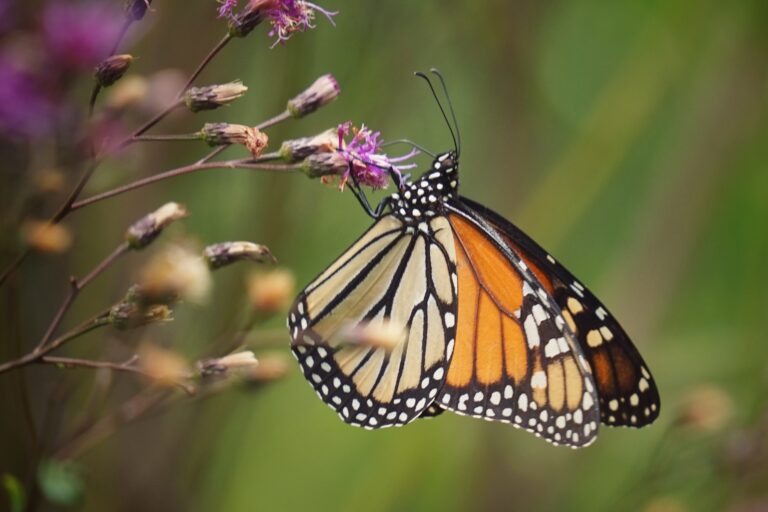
[2,0,768,511]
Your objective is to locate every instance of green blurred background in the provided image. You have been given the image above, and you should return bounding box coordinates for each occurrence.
[2,0,768,510]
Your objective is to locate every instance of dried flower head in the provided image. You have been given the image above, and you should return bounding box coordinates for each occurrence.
[676,384,733,433]
[138,244,212,304]
[198,350,259,376]
[280,128,337,163]
[287,74,340,118]
[138,343,190,387]
[105,75,148,111]
[204,241,275,269]
[22,220,73,254]
[339,319,406,352]
[223,0,337,45]
[95,54,134,87]
[108,286,174,330]
[247,269,295,314]
[301,152,348,179]
[126,202,188,250]
[184,81,248,112]
[244,354,289,384]
[335,122,418,190]
[200,123,268,158]
[34,168,67,194]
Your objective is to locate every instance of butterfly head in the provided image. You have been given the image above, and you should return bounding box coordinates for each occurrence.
[389,150,458,222]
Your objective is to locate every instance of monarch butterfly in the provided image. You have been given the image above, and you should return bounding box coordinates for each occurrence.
[288,70,660,448]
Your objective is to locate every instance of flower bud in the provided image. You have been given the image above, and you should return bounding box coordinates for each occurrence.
[227,4,266,38]
[105,75,148,110]
[184,81,248,112]
[200,123,268,158]
[125,0,153,20]
[138,343,189,388]
[94,54,133,87]
[340,320,406,353]
[203,241,275,270]
[279,129,337,163]
[198,351,259,377]
[302,152,348,179]
[676,384,733,433]
[125,202,188,250]
[22,220,73,254]
[108,284,174,329]
[244,354,289,384]
[138,244,212,304]
[247,269,295,314]
[287,74,340,118]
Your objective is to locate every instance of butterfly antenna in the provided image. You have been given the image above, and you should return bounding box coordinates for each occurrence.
[430,69,461,155]
[381,139,436,158]
[414,71,458,153]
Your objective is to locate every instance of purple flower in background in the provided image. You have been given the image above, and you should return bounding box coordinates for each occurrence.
[217,0,239,18]
[336,122,418,190]
[42,2,124,71]
[265,0,337,47]
[0,58,55,137]
[219,0,336,46]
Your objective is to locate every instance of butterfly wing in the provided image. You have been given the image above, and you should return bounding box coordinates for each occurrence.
[288,214,458,428]
[437,204,600,448]
[459,196,660,427]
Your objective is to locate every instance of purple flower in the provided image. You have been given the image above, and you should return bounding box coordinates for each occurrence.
[336,122,418,190]
[219,0,336,46]
[217,0,239,18]
[42,2,124,71]
[0,57,55,137]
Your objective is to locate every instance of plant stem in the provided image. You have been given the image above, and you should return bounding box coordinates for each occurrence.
[258,110,292,130]
[35,243,129,352]
[0,33,233,286]
[70,159,301,211]
[132,133,202,142]
[40,355,195,395]
[178,33,232,96]
[0,316,109,375]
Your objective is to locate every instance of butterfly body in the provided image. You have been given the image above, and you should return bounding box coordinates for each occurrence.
[288,75,659,448]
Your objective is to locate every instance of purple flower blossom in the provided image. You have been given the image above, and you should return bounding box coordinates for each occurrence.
[336,122,418,190]
[217,0,239,18]
[0,57,55,137]
[219,0,336,46]
[42,2,124,71]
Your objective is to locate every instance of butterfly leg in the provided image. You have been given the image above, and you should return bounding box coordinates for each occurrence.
[349,174,389,219]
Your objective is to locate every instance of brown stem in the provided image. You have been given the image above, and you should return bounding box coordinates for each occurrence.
[88,84,102,117]
[54,388,172,460]
[34,243,129,352]
[0,34,235,287]
[178,34,232,96]
[40,355,195,395]
[0,316,109,375]
[70,160,301,211]
[132,133,202,142]
[257,110,292,130]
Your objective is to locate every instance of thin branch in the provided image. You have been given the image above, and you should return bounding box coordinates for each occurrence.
[257,110,292,130]
[40,355,195,395]
[131,133,202,142]
[178,33,232,96]
[35,243,129,351]
[70,160,301,211]
[0,315,109,375]
[0,33,233,286]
